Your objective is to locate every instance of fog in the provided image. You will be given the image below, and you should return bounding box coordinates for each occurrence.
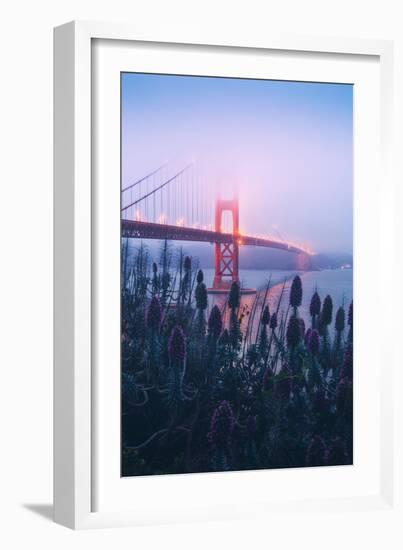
[122,73,353,255]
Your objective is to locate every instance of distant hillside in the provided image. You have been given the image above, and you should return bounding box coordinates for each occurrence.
[239,248,353,271]
[311,252,353,270]
[183,245,352,271]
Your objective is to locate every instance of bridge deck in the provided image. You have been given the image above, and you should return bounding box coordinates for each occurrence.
[121,220,306,255]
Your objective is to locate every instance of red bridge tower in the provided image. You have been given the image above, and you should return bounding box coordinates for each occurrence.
[212,195,240,291]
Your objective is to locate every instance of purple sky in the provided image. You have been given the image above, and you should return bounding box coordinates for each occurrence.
[122,73,353,254]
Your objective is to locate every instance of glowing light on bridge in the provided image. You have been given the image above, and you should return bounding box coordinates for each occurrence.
[121,163,314,289]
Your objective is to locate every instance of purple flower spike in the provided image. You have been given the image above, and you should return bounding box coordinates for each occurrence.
[196,269,204,284]
[261,305,270,326]
[290,275,303,308]
[286,315,301,348]
[195,282,208,310]
[321,295,333,326]
[335,306,345,332]
[168,325,186,363]
[310,291,321,317]
[147,296,162,330]
[208,305,223,339]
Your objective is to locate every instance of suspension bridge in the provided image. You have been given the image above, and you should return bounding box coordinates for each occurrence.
[121,164,313,292]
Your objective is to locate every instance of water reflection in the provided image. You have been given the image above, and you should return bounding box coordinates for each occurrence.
[206,268,353,340]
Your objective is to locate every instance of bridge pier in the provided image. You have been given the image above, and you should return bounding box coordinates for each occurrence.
[208,195,255,295]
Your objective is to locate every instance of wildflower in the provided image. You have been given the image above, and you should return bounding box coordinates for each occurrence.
[269,311,278,330]
[321,295,333,326]
[290,275,303,308]
[147,296,162,331]
[286,315,301,348]
[310,291,321,317]
[305,435,327,467]
[168,325,186,363]
[228,280,240,310]
[195,282,208,310]
[196,269,204,284]
[207,401,235,448]
[261,305,270,326]
[335,306,345,332]
[208,305,223,339]
[308,329,320,355]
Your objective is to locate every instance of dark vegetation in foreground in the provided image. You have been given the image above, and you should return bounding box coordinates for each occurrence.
[121,241,353,476]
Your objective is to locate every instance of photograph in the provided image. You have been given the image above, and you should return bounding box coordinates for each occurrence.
[1,0,397,541]
[120,72,353,477]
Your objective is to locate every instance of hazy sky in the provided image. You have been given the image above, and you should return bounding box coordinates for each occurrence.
[121,73,353,254]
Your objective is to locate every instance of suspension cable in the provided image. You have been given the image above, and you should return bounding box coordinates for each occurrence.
[121,165,192,213]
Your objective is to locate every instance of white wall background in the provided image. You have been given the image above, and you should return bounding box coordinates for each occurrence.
[0,0,401,547]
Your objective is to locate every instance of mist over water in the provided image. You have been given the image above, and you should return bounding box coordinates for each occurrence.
[124,238,352,341]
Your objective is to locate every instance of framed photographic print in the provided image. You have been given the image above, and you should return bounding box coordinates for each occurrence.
[54,21,398,529]
[119,71,354,477]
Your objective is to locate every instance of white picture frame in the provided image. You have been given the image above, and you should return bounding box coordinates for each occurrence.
[54,20,398,530]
